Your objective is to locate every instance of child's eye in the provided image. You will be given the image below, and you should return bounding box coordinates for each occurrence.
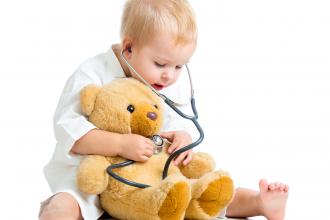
[154,62,166,68]
[176,65,183,69]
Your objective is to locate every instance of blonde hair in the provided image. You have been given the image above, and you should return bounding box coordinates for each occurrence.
[120,0,197,46]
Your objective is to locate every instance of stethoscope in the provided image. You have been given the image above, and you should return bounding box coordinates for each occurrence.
[106,49,204,188]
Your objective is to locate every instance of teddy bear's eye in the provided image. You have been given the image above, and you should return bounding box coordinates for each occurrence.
[154,105,158,109]
[127,105,135,113]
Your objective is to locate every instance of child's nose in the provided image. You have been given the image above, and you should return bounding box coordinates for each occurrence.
[161,70,174,82]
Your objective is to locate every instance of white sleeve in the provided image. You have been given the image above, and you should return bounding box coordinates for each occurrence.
[53,68,100,155]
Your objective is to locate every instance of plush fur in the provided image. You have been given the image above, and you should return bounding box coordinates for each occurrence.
[77,78,234,220]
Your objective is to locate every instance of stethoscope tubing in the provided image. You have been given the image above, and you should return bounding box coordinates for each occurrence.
[106,50,204,188]
[107,160,150,188]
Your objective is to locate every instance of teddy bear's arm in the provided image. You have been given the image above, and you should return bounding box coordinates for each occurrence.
[179,152,216,179]
[77,155,110,194]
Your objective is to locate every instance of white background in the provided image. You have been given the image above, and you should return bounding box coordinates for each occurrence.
[0,0,329,219]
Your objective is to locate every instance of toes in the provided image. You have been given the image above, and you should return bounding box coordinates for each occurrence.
[280,183,289,192]
[259,179,269,193]
[275,182,287,191]
[269,183,276,190]
[274,182,281,190]
[260,179,289,193]
[268,182,289,192]
[275,182,283,189]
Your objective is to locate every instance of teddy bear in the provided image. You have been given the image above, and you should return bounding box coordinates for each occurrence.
[76,77,234,220]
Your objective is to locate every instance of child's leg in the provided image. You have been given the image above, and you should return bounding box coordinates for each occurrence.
[39,192,83,220]
[226,179,289,220]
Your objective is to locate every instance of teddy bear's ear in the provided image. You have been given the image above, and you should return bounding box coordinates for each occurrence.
[80,84,102,116]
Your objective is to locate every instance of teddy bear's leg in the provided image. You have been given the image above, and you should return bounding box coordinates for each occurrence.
[104,174,191,220]
[77,155,109,194]
[185,170,234,219]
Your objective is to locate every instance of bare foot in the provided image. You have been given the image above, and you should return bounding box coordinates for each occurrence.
[257,179,289,220]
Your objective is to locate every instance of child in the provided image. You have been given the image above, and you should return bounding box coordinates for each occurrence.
[40,0,289,219]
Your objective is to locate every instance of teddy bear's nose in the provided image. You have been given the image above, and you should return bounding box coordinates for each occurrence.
[147,112,157,121]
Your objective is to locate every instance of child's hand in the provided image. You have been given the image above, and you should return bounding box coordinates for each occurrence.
[119,134,154,162]
[160,131,193,166]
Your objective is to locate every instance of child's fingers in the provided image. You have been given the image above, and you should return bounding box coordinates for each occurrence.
[167,139,181,153]
[145,142,154,151]
[160,131,175,142]
[182,150,193,165]
[174,151,188,166]
[139,155,150,162]
[168,143,178,154]
[145,138,154,147]
[144,148,154,158]
[141,140,154,156]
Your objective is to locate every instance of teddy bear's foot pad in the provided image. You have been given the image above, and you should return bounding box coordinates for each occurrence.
[198,175,234,217]
[158,181,190,220]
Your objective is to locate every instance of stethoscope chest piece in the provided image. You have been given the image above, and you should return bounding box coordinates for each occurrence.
[152,135,164,154]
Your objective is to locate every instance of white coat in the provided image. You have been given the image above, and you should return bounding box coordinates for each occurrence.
[43,47,193,219]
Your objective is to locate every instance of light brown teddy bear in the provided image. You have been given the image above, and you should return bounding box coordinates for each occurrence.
[77,78,234,220]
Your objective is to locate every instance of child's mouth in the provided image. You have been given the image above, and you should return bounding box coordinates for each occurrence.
[152,84,164,91]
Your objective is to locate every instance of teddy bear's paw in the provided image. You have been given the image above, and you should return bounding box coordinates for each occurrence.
[77,155,109,194]
[158,179,190,220]
[186,172,234,219]
[179,152,216,179]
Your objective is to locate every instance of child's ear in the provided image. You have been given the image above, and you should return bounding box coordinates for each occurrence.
[122,37,133,58]
[80,84,102,115]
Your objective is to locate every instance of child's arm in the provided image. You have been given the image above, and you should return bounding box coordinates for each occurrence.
[71,129,154,162]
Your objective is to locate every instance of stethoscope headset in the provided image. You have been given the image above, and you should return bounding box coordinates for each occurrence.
[106,47,204,188]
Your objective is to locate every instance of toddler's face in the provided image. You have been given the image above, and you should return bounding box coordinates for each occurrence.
[126,34,196,91]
